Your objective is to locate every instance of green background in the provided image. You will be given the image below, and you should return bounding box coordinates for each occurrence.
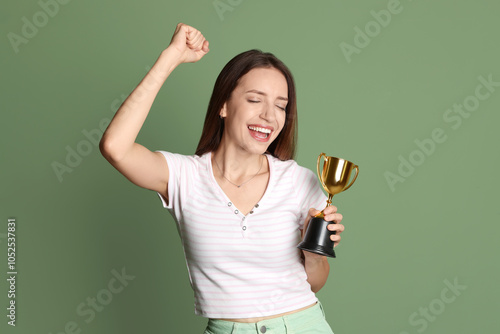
[1,0,499,333]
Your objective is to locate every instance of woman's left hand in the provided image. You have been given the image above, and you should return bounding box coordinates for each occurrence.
[301,205,344,258]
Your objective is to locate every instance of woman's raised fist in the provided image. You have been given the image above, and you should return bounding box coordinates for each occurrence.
[167,23,209,64]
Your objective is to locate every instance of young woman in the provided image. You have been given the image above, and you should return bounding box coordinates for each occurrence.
[100,23,345,334]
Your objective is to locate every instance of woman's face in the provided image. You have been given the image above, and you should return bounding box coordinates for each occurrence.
[220,67,288,155]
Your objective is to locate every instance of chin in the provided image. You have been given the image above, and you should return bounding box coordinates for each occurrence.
[246,145,270,156]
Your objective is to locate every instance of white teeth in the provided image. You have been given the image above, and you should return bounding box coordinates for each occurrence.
[248,126,272,134]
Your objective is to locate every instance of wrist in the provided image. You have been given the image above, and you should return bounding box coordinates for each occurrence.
[154,47,183,76]
[302,250,327,263]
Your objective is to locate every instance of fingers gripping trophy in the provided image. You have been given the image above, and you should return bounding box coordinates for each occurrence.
[297,153,359,258]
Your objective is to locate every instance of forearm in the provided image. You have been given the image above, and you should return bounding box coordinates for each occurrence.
[100,47,181,160]
[303,252,330,293]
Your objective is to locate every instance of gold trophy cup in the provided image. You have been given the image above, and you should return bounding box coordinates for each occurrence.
[297,153,359,258]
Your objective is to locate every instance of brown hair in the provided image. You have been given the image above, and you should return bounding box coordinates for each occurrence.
[195,49,298,161]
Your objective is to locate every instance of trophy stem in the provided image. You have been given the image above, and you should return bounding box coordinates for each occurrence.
[326,194,334,206]
[315,194,335,219]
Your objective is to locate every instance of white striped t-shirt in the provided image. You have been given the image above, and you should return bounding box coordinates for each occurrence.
[155,150,328,319]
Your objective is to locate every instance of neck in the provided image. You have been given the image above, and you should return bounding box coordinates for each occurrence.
[212,147,267,185]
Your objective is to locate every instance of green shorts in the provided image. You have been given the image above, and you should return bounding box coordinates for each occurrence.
[203,300,334,334]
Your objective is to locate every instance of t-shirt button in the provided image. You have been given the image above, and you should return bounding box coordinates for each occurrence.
[260,326,267,333]
[242,226,246,231]
[255,204,259,208]
[234,209,239,214]
[242,217,246,221]
[228,202,232,206]
[249,210,254,214]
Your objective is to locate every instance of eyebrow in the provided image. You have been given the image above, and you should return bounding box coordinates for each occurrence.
[245,89,288,102]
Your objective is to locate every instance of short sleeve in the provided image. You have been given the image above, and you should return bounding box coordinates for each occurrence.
[292,163,328,229]
[154,151,196,219]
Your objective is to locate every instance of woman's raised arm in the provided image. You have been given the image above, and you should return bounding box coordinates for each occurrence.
[99,23,209,201]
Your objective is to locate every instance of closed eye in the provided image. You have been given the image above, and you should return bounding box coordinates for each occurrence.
[248,99,286,111]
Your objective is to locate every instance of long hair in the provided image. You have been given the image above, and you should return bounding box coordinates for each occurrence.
[195,49,298,161]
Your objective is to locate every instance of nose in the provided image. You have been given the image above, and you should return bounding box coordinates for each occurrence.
[259,101,276,123]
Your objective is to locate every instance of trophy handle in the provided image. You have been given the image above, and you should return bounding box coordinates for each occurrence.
[343,165,359,191]
[316,153,327,190]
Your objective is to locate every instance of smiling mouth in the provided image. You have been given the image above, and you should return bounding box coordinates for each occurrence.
[248,126,272,139]
[248,126,275,142]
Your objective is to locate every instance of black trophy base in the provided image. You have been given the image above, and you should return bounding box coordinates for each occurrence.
[297,216,336,258]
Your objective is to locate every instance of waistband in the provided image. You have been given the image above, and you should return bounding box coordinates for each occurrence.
[206,300,326,333]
